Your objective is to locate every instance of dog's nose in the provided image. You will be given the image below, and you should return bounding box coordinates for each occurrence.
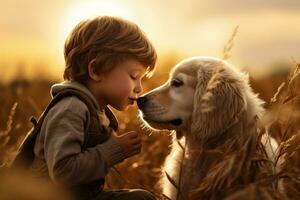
[137,96,148,109]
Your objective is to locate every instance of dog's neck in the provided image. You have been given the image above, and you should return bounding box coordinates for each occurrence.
[207,116,254,149]
[186,112,257,150]
[175,114,259,199]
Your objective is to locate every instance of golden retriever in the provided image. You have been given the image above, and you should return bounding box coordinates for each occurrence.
[137,56,279,200]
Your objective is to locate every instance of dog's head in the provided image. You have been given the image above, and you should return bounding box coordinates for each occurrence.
[138,56,262,140]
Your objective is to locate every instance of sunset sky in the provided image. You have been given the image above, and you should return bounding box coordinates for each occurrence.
[0,0,299,82]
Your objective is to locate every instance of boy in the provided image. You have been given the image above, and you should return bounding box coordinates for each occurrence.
[29,16,157,200]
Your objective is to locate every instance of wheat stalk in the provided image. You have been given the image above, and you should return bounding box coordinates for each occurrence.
[199,26,239,113]
[270,62,300,128]
[0,102,18,165]
[222,25,239,60]
[200,67,224,113]
[270,82,286,104]
[110,166,171,200]
[0,102,18,142]
[176,140,185,200]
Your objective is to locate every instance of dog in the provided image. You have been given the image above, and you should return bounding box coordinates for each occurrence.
[137,56,279,200]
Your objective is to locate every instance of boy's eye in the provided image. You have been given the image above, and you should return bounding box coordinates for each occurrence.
[130,75,137,80]
[171,79,184,87]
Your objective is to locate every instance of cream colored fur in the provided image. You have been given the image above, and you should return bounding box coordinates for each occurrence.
[138,56,278,199]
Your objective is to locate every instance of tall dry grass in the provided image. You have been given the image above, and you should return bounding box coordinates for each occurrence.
[0,102,18,166]
[0,50,298,199]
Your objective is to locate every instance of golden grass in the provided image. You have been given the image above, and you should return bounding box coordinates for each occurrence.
[0,55,299,199]
[264,63,300,199]
[0,102,18,166]
[199,26,239,113]
[222,25,239,61]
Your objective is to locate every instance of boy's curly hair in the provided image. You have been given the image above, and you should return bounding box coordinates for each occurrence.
[63,16,157,82]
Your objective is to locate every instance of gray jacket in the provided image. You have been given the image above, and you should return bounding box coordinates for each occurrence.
[29,81,125,186]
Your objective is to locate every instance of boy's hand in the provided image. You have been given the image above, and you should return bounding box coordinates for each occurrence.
[111,131,142,159]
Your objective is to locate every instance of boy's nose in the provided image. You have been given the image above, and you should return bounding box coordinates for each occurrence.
[134,82,143,95]
[137,96,148,109]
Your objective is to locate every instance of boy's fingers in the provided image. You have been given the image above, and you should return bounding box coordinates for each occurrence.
[119,132,133,138]
[132,142,141,150]
[111,131,119,138]
[131,136,141,142]
[129,146,142,156]
[126,131,139,138]
[128,150,140,157]
[133,148,141,154]
[130,139,141,147]
[134,144,142,151]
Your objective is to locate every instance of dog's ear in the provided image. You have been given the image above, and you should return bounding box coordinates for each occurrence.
[191,67,246,140]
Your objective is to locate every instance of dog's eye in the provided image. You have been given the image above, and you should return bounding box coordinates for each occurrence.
[171,79,183,87]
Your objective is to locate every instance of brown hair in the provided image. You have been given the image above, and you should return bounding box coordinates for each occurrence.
[63,16,157,82]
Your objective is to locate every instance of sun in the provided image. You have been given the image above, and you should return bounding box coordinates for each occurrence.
[59,0,136,42]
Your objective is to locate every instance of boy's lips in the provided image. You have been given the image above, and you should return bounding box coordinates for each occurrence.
[128,97,137,105]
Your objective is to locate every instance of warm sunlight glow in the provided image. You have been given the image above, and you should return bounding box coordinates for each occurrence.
[59,0,136,42]
[1,0,300,82]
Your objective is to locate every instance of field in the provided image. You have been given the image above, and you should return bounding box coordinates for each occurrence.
[0,54,299,199]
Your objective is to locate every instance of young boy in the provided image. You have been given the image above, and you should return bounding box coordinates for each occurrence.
[29,16,157,200]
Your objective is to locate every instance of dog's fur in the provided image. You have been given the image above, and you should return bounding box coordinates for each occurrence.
[138,56,278,199]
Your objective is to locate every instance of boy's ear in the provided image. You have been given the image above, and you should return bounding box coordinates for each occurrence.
[88,59,102,81]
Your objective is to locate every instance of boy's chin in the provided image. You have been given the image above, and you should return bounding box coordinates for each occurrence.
[112,104,131,111]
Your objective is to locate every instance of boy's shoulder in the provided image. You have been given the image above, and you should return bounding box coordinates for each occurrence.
[47,95,90,117]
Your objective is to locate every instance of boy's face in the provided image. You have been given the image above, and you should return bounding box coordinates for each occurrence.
[94,59,147,111]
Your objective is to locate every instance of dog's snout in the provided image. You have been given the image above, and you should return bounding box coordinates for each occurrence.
[137,96,148,108]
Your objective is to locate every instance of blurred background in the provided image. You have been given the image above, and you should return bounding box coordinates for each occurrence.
[0,0,299,199]
[0,0,300,82]
[1,0,300,82]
